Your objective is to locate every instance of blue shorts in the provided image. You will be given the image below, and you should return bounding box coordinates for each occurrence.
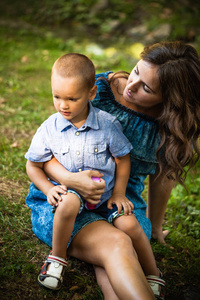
[52,189,125,222]
[26,183,107,248]
[88,201,135,223]
[26,183,151,249]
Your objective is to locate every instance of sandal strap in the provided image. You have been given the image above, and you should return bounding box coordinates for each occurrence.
[146,275,165,300]
[146,275,165,286]
[47,255,68,267]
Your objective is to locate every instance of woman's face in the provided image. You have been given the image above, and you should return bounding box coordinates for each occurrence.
[123,60,162,115]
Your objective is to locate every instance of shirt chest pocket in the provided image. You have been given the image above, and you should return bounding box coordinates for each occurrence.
[52,146,72,170]
[86,143,107,168]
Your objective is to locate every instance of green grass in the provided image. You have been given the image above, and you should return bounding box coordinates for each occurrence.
[0,21,200,299]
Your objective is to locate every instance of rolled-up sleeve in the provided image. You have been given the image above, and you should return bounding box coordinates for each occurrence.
[108,119,133,157]
[25,123,53,162]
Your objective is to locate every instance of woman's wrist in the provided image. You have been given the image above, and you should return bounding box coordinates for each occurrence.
[60,171,78,189]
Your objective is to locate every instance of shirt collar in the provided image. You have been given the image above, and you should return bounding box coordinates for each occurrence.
[57,102,99,132]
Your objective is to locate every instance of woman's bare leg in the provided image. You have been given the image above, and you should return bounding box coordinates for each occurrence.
[94,265,120,300]
[148,172,173,244]
[68,220,155,300]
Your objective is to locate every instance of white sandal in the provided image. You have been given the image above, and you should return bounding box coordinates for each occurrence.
[146,274,165,300]
[38,253,68,290]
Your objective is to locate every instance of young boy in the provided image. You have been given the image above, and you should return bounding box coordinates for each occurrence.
[25,53,165,297]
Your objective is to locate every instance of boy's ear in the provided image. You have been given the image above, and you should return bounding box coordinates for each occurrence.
[89,85,97,101]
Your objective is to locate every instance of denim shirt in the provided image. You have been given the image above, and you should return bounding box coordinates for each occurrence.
[92,72,161,211]
[25,102,132,206]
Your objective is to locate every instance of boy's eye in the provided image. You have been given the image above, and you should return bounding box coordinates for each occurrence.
[53,95,59,99]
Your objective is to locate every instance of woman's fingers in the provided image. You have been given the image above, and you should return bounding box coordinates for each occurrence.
[90,170,105,179]
[86,199,101,205]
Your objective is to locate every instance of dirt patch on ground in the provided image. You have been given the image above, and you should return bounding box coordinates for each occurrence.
[0,178,29,201]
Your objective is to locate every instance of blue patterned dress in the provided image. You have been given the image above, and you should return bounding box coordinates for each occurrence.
[26,71,160,247]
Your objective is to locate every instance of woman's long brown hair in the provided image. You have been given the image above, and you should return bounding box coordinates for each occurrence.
[141,41,200,185]
[107,42,200,185]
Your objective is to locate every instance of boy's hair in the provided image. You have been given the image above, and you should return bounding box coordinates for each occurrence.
[52,53,95,89]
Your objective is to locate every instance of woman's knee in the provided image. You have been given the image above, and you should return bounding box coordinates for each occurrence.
[69,221,136,263]
[108,229,136,256]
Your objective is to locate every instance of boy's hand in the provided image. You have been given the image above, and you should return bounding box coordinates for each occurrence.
[47,185,67,207]
[107,194,134,215]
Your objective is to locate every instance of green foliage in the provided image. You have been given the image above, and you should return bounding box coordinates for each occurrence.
[166,162,200,245]
[1,0,200,43]
[145,0,200,40]
[0,6,200,298]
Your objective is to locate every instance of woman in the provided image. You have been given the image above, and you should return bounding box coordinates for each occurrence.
[26,41,200,299]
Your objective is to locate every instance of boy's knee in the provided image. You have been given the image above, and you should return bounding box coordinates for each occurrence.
[114,215,143,239]
[56,194,80,216]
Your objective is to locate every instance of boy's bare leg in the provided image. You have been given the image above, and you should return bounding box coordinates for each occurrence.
[68,220,155,300]
[52,193,80,259]
[113,214,159,276]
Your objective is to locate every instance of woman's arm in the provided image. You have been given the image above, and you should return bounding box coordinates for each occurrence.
[147,169,174,244]
[43,157,106,204]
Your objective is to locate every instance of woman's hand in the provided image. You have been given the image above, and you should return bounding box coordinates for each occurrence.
[43,157,106,202]
[70,170,106,204]
[107,194,134,215]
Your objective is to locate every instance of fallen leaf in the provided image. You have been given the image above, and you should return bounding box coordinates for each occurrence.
[21,55,29,63]
[71,293,82,300]
[69,286,79,291]
[10,141,19,148]
[42,50,49,55]
[0,97,6,104]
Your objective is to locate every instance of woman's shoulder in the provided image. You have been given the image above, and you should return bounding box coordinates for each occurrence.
[93,72,115,104]
[95,71,113,80]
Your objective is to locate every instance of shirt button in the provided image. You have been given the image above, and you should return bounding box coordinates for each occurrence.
[94,148,98,153]
[75,132,80,136]
[78,168,82,172]
[76,151,80,155]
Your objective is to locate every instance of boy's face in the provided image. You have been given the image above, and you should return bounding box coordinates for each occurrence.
[52,72,97,127]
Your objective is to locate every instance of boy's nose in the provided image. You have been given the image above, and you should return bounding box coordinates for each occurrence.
[60,101,69,109]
